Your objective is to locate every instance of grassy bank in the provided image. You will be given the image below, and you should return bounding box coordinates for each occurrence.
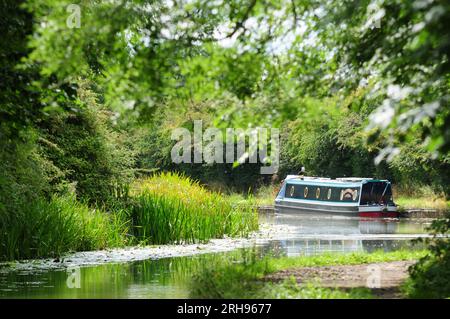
[0,173,258,262]
[189,250,428,299]
[226,184,279,207]
[394,185,449,211]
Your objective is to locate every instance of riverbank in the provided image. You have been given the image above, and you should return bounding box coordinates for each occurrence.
[0,223,297,272]
[0,173,259,262]
[189,250,428,299]
[1,213,437,299]
[257,205,448,218]
[265,260,415,298]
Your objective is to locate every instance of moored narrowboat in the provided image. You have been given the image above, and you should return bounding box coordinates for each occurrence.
[274,176,398,217]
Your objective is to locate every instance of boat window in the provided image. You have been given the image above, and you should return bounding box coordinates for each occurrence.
[304,187,308,198]
[360,182,393,205]
[327,188,331,200]
[316,188,320,199]
[289,185,295,197]
[340,188,359,202]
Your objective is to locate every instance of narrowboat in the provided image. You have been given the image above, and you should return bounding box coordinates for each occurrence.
[274,176,398,217]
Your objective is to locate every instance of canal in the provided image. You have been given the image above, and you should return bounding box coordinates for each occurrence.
[0,214,431,298]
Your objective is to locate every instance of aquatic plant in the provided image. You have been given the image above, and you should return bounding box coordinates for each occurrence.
[0,195,130,261]
[130,172,258,244]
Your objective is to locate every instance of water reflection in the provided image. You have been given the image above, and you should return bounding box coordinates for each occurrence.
[257,213,429,257]
[0,214,430,298]
[0,254,234,298]
[264,213,430,236]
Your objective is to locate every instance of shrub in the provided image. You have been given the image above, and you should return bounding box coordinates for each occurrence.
[404,215,450,298]
[37,89,135,204]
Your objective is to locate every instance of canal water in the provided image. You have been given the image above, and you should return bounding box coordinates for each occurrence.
[0,214,431,298]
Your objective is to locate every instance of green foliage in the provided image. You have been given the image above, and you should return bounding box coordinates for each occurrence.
[129,172,258,244]
[0,131,50,217]
[37,86,136,204]
[0,0,448,267]
[278,96,449,193]
[190,249,426,298]
[254,279,374,299]
[133,104,271,192]
[404,215,450,298]
[0,195,130,261]
[321,0,450,157]
[279,98,388,179]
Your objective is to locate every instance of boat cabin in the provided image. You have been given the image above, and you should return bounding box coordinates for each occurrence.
[275,176,397,216]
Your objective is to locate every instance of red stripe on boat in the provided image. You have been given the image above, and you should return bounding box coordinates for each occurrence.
[359,212,398,218]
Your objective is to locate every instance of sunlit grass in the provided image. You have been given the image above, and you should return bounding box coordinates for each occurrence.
[0,173,260,261]
[393,185,448,210]
[189,249,428,299]
[0,196,130,261]
[255,279,374,299]
[264,249,428,273]
[226,183,279,207]
[395,197,449,210]
[130,172,258,244]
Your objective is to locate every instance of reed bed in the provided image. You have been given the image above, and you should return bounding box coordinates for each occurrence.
[130,172,258,244]
[0,173,258,261]
[0,196,130,261]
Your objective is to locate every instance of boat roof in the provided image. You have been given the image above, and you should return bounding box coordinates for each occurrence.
[284,175,389,187]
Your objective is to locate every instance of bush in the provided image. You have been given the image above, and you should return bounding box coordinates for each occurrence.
[37,89,135,204]
[129,172,258,244]
[279,100,386,179]
[404,215,450,298]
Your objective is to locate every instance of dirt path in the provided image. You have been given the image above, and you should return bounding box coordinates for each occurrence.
[265,260,416,298]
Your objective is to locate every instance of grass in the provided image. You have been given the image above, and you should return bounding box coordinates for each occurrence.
[263,249,427,272]
[394,185,449,211]
[395,197,449,211]
[129,172,258,244]
[226,184,279,207]
[0,173,260,262]
[0,195,130,261]
[251,279,374,299]
[189,249,428,299]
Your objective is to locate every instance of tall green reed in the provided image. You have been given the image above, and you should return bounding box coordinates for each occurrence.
[130,172,258,244]
[0,195,130,261]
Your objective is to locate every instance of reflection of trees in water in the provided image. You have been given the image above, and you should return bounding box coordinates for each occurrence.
[359,219,399,234]
[0,250,251,298]
[265,214,425,257]
[270,238,421,257]
[274,239,363,256]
